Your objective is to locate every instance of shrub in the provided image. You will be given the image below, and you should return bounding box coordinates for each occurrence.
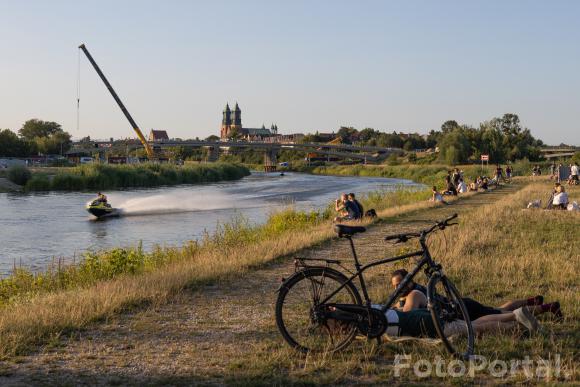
[24,163,251,191]
[8,165,32,185]
[7,165,31,186]
[24,175,51,191]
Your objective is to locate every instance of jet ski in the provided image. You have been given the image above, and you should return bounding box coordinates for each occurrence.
[86,199,119,219]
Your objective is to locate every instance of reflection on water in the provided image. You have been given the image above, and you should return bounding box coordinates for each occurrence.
[0,172,421,275]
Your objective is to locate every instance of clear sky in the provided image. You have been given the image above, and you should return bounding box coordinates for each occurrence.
[0,0,578,144]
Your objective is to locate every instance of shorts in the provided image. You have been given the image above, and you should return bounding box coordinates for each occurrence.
[462,297,502,320]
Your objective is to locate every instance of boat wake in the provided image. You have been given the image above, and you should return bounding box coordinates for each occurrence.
[112,191,247,217]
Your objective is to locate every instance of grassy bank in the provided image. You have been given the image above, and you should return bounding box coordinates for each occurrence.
[291,160,538,187]
[21,162,250,191]
[0,187,436,358]
[216,181,578,384]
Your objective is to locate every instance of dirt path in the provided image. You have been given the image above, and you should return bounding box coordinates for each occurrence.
[0,185,522,386]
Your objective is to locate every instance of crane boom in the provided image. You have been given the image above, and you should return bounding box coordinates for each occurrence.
[78,43,154,160]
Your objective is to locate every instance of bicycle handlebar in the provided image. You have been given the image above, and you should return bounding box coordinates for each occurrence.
[384,213,458,242]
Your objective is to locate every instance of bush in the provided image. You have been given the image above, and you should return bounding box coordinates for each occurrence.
[24,175,51,191]
[24,162,251,191]
[7,165,31,186]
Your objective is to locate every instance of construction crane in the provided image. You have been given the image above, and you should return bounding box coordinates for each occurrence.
[78,43,154,160]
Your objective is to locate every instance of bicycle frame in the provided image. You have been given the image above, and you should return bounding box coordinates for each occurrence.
[317,234,439,314]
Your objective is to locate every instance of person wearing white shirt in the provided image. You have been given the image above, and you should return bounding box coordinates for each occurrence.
[552,183,569,209]
[570,162,579,185]
[457,178,468,193]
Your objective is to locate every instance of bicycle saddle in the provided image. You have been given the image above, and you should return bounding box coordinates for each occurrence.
[334,224,366,238]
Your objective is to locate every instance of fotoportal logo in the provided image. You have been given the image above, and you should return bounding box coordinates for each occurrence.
[393,354,564,380]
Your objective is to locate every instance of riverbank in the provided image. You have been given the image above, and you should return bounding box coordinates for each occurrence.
[0,177,22,192]
[2,180,577,384]
[11,163,250,191]
[290,162,531,187]
[0,185,437,358]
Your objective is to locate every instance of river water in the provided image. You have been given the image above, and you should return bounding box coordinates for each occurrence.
[0,172,421,276]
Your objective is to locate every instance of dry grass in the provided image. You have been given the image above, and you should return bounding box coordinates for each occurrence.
[212,181,578,384]
[2,181,577,385]
[0,188,448,360]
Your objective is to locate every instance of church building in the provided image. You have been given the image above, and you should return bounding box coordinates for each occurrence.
[220,103,278,141]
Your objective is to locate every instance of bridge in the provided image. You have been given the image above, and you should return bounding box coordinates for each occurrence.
[540,147,579,160]
[69,140,403,171]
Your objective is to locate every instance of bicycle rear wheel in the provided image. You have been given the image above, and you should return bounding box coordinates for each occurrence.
[427,273,475,360]
[275,267,362,353]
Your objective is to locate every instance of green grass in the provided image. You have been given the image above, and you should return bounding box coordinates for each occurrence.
[22,162,250,191]
[292,160,537,187]
[0,187,429,309]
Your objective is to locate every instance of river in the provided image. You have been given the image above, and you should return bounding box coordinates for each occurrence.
[0,172,421,276]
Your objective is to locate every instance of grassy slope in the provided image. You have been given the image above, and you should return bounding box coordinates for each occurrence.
[218,182,579,384]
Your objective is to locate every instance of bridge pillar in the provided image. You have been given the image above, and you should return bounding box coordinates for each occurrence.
[264,148,278,172]
[204,146,220,162]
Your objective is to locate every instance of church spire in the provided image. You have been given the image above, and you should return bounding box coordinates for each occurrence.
[222,103,231,125]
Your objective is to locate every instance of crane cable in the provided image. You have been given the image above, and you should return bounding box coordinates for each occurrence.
[76,47,81,132]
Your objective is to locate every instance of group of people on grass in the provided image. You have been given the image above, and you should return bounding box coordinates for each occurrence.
[430,167,503,205]
[334,193,364,222]
[334,193,378,222]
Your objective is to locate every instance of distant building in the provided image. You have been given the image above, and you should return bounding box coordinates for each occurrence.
[220,103,278,141]
[149,129,169,142]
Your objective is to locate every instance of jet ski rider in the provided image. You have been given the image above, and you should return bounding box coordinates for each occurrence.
[96,192,108,204]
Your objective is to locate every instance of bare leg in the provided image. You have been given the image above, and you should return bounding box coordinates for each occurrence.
[473,312,516,324]
[472,320,518,335]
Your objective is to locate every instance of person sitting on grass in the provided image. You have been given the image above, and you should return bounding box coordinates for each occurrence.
[390,269,562,321]
[480,177,489,190]
[456,178,468,194]
[334,193,360,222]
[347,193,364,220]
[430,186,448,205]
[551,183,569,210]
[469,178,479,192]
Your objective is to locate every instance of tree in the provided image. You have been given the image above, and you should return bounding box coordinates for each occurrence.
[35,130,72,155]
[358,128,379,143]
[19,119,62,140]
[227,127,241,140]
[438,129,470,164]
[337,127,358,144]
[441,120,460,134]
[0,129,29,157]
[205,135,220,142]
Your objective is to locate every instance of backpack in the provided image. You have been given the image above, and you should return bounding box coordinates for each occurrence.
[365,209,377,218]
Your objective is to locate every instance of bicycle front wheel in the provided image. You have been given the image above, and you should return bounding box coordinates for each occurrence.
[275,267,362,353]
[427,274,475,360]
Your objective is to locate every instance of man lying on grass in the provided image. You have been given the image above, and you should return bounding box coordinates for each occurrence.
[390,269,562,320]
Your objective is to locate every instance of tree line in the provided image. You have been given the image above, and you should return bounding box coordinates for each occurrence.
[310,113,544,164]
[0,119,72,157]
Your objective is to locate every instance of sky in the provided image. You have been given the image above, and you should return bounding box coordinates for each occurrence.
[0,1,578,145]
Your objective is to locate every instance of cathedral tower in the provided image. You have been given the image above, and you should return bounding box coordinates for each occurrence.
[220,103,231,138]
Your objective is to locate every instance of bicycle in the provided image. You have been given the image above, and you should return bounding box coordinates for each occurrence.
[275,213,475,360]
